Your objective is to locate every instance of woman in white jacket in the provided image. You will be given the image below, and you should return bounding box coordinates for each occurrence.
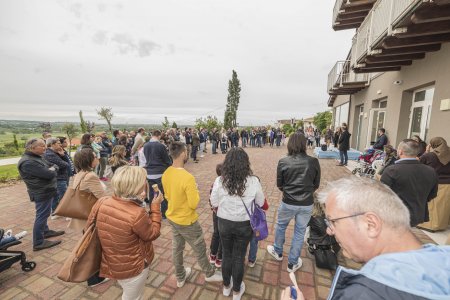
[210,148,264,300]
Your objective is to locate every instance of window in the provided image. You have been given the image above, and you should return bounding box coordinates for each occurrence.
[334,102,349,128]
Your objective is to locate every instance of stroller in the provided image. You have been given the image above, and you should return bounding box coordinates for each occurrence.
[352,148,384,178]
[0,229,36,273]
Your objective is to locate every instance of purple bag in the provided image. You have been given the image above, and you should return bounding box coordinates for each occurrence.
[241,199,268,241]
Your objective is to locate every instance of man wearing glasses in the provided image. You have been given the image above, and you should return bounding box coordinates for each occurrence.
[307,177,449,300]
[18,138,65,251]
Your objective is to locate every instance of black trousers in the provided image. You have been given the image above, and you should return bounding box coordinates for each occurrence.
[210,212,222,259]
[147,177,167,219]
[218,217,252,292]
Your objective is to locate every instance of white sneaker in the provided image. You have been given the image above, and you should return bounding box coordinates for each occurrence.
[5,229,13,238]
[248,258,257,268]
[65,218,71,221]
[50,215,60,220]
[177,267,192,288]
[14,231,27,240]
[266,245,283,261]
[223,278,233,297]
[287,258,303,273]
[233,282,245,300]
[205,270,222,282]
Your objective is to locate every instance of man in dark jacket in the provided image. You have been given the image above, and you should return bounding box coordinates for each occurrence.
[267,133,321,273]
[144,130,172,218]
[314,177,449,300]
[43,138,70,218]
[381,139,438,227]
[337,125,351,166]
[18,138,65,251]
[372,128,388,150]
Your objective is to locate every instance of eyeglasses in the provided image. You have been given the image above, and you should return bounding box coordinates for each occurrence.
[324,212,366,229]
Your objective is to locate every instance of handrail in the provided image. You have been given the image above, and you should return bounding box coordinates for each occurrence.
[352,0,421,65]
[328,60,369,93]
[332,0,345,26]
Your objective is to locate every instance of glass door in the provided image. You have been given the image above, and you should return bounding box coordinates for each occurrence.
[356,105,364,150]
[408,87,434,141]
[367,108,386,148]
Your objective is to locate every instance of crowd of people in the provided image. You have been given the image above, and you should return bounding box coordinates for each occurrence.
[12,125,450,299]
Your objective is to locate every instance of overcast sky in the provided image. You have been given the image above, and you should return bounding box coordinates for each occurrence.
[0,0,354,125]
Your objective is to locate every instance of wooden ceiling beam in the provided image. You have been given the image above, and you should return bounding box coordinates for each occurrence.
[382,33,450,48]
[365,53,425,63]
[354,66,402,73]
[376,44,441,55]
[411,5,450,24]
[364,61,413,67]
[396,20,450,38]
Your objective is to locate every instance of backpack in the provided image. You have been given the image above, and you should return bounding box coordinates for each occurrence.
[241,199,268,241]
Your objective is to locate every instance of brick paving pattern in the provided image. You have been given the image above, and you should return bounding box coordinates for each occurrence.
[0,145,435,299]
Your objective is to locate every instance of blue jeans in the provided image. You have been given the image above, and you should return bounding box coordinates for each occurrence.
[32,193,54,246]
[0,236,16,247]
[242,137,247,147]
[339,150,348,165]
[273,202,313,265]
[52,180,68,213]
[212,141,217,153]
[248,236,258,262]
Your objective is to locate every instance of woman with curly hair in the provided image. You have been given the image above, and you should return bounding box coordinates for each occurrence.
[210,148,265,300]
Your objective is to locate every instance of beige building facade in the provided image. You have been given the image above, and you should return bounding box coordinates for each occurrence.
[328,0,450,151]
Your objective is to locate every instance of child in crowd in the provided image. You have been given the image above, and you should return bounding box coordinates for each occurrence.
[209,163,223,267]
[247,188,269,267]
[0,229,27,248]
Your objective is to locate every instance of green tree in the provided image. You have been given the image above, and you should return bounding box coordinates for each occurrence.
[224,70,241,128]
[171,121,178,129]
[313,111,333,132]
[38,122,52,133]
[195,115,223,132]
[97,107,114,133]
[62,123,79,156]
[162,116,170,130]
[13,134,19,151]
[79,110,88,133]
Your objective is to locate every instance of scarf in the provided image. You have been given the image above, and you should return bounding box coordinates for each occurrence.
[430,137,450,165]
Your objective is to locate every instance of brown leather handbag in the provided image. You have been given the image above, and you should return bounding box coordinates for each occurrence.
[54,173,98,219]
[57,199,104,282]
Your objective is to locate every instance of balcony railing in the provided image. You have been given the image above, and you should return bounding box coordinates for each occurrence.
[353,0,421,66]
[328,60,369,94]
[332,0,345,27]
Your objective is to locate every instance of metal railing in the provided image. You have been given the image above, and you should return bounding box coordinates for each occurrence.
[332,0,345,26]
[352,0,421,66]
[328,60,369,93]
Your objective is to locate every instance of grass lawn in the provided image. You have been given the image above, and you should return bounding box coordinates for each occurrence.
[0,164,20,182]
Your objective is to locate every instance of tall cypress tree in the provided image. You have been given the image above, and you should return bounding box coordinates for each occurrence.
[224,70,241,128]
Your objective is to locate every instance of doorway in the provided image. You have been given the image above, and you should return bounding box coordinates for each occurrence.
[408,86,434,141]
[366,100,387,148]
[355,105,364,150]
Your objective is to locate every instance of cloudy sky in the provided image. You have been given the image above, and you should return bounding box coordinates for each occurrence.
[0,0,353,125]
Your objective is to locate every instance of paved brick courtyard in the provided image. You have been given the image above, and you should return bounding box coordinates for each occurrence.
[0,145,435,300]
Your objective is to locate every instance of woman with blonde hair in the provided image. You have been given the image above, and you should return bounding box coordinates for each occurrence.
[86,166,163,300]
[109,145,128,173]
[418,137,450,231]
